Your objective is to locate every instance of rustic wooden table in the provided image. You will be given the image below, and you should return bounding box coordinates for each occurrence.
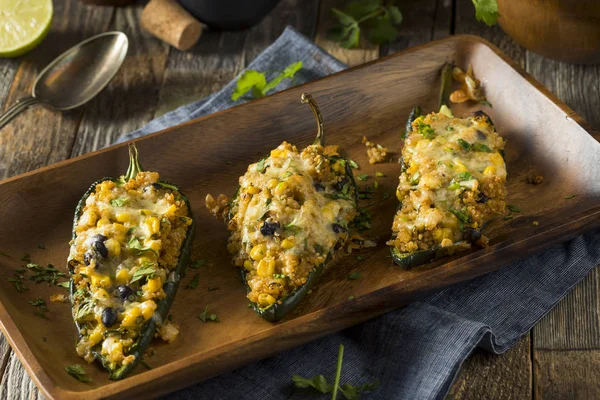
[0,0,598,398]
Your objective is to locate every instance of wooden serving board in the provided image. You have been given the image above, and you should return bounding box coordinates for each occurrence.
[0,35,598,399]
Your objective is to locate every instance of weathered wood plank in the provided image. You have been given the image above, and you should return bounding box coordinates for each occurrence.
[70,5,170,156]
[0,352,44,400]
[382,0,451,57]
[314,0,379,67]
[447,335,532,400]
[534,350,600,399]
[0,0,114,179]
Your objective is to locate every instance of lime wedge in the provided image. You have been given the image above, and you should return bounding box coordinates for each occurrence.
[0,0,53,58]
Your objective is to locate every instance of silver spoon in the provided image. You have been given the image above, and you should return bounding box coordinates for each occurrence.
[0,31,129,130]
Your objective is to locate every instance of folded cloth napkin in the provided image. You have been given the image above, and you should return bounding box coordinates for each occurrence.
[119,27,600,399]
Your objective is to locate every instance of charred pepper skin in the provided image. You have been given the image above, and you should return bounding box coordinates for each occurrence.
[68,143,195,380]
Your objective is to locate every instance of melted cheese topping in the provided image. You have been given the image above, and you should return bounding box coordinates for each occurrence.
[228,142,357,308]
[68,171,190,369]
[388,111,507,254]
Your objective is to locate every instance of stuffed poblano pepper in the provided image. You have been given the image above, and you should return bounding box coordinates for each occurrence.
[67,143,195,380]
[206,93,358,321]
[388,63,507,268]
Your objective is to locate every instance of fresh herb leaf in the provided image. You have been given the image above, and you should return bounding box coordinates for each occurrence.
[504,214,514,220]
[409,172,421,186]
[328,1,403,48]
[273,273,287,279]
[28,297,48,318]
[140,360,153,370]
[348,159,360,169]
[109,197,128,207]
[130,263,156,284]
[356,173,369,181]
[232,61,303,101]
[507,204,521,213]
[256,158,267,173]
[456,172,473,181]
[74,298,95,320]
[8,275,28,292]
[189,259,207,269]
[198,305,219,323]
[208,287,220,291]
[458,139,472,151]
[38,244,46,250]
[472,0,499,26]
[472,143,493,152]
[348,272,361,280]
[65,364,91,383]
[480,99,493,107]
[128,236,156,255]
[186,273,200,289]
[57,281,70,289]
[415,120,435,139]
[348,296,355,301]
[375,172,385,177]
[292,374,333,394]
[340,380,381,399]
[20,253,30,262]
[565,194,577,200]
[449,208,471,231]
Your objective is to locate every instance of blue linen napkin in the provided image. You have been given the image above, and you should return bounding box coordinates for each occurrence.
[120,27,600,399]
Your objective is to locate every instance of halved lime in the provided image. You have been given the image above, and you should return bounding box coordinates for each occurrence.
[0,0,53,58]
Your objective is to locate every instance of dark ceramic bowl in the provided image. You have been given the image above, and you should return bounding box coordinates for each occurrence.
[177,0,283,30]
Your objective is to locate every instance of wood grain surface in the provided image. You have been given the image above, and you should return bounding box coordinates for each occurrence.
[0,0,598,398]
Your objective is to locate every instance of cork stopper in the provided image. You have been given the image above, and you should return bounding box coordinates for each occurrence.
[141,0,203,51]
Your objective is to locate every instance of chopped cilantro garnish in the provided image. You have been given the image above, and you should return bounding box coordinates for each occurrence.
[457,139,471,150]
[189,259,207,269]
[507,204,521,213]
[415,120,436,139]
[198,305,219,322]
[38,244,45,250]
[565,194,577,200]
[28,297,48,318]
[356,174,369,181]
[375,172,385,177]
[109,197,128,207]
[130,263,156,284]
[65,364,91,383]
[348,272,361,280]
[256,158,267,173]
[472,143,493,152]
[20,253,30,262]
[186,273,200,289]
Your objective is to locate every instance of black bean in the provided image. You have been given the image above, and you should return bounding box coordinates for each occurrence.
[472,110,494,126]
[476,130,487,140]
[94,240,109,258]
[332,223,347,233]
[101,307,118,327]
[260,221,280,236]
[463,227,482,242]
[477,193,490,204]
[93,234,108,242]
[83,251,94,266]
[152,183,163,190]
[117,285,135,301]
[334,176,349,192]
[313,182,325,192]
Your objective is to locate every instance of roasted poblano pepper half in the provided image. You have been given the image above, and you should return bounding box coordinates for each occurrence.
[67,143,195,380]
[223,93,358,321]
[389,63,507,268]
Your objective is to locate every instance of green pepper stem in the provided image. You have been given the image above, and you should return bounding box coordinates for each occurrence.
[438,62,454,110]
[123,143,143,183]
[301,93,325,147]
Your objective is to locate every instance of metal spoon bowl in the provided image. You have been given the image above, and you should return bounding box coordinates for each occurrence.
[0,32,128,130]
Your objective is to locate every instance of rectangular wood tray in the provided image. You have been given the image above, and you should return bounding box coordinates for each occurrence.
[0,35,599,399]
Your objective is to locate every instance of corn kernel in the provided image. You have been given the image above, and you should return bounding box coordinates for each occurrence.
[140,300,157,320]
[250,244,267,260]
[407,162,419,175]
[121,307,142,327]
[257,258,275,277]
[145,217,160,236]
[490,153,504,166]
[91,273,111,288]
[270,149,287,158]
[86,211,98,226]
[97,217,110,227]
[247,185,261,195]
[139,209,153,216]
[322,207,334,222]
[433,228,444,241]
[88,329,104,346]
[166,204,177,215]
[104,238,121,258]
[281,238,295,250]
[115,212,131,223]
[148,240,162,252]
[453,161,467,173]
[273,182,287,196]
[116,268,129,284]
[243,260,253,270]
[144,277,162,293]
[396,189,403,201]
[267,179,279,190]
[258,293,276,307]
[483,166,496,176]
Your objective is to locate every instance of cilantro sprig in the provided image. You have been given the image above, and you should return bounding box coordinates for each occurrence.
[328,0,403,49]
[232,61,303,101]
[472,0,499,26]
[292,344,380,399]
[65,364,92,383]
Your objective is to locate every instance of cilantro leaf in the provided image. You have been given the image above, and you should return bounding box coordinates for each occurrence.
[128,236,156,255]
[232,62,303,101]
[472,143,493,152]
[348,272,361,280]
[507,204,521,213]
[365,18,398,45]
[131,263,156,284]
[472,0,499,26]
[356,173,369,181]
[109,197,128,207]
[232,70,266,101]
[189,259,207,269]
[65,364,92,383]
[186,273,200,289]
[292,374,333,393]
[198,305,219,322]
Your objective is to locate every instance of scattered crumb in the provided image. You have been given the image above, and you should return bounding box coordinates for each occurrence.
[450,64,487,104]
[533,221,539,226]
[156,322,179,343]
[526,175,544,185]
[205,193,230,219]
[362,136,388,164]
[50,293,68,303]
[144,348,155,358]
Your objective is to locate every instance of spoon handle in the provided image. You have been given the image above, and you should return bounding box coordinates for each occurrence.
[0,96,41,130]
